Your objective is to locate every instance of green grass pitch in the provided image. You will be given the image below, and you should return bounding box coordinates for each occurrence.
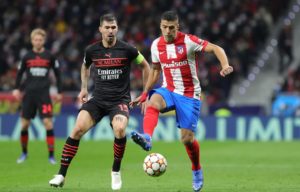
[1,140,300,192]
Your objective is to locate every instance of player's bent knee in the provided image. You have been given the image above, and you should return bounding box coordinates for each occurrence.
[43,121,53,130]
[71,126,87,139]
[146,102,161,111]
[21,123,30,130]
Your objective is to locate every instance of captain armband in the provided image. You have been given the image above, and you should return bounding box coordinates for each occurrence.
[133,51,145,65]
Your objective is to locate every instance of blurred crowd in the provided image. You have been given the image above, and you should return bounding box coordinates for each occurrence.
[278,65,300,94]
[0,0,290,105]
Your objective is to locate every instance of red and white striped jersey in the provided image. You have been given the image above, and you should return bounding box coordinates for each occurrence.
[151,31,208,100]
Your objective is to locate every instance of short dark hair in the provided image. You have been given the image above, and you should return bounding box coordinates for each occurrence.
[100,13,117,26]
[161,10,178,21]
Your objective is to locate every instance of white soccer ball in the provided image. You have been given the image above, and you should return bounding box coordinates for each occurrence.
[143,153,167,177]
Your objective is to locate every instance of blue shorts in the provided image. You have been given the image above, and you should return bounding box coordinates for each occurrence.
[149,88,201,132]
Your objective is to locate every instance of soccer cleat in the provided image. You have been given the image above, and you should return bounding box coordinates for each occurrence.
[130,131,152,151]
[111,171,122,190]
[16,153,28,164]
[192,169,204,192]
[49,174,65,188]
[48,156,57,165]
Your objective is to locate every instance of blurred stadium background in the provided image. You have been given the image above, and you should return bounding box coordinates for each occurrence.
[0,0,300,191]
[1,0,300,139]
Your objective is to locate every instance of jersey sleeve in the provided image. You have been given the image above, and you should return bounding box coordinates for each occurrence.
[83,46,93,68]
[188,34,208,52]
[127,45,142,65]
[14,58,26,89]
[150,40,160,65]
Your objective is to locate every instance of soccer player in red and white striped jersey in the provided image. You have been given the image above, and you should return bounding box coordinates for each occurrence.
[131,10,233,192]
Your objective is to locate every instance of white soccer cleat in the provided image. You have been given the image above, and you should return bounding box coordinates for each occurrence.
[111,171,122,190]
[49,174,65,188]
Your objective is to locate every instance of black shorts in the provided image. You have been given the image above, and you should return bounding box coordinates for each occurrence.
[80,98,129,125]
[21,92,53,119]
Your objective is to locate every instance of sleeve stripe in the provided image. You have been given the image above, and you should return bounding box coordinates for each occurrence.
[202,40,208,51]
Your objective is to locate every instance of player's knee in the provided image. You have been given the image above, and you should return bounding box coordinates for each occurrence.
[181,134,193,145]
[147,94,166,110]
[43,120,53,130]
[147,102,160,111]
[21,123,30,130]
[112,115,127,137]
[21,119,30,129]
[72,124,87,139]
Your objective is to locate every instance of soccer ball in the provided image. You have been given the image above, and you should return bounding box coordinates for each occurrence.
[143,153,167,177]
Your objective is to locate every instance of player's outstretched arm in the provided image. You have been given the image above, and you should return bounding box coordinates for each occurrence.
[130,64,161,111]
[139,59,150,88]
[204,42,233,77]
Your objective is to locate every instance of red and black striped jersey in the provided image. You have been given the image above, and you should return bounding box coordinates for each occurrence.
[83,40,139,104]
[15,49,62,93]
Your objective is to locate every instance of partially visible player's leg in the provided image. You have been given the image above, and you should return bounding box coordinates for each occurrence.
[111,114,128,172]
[17,118,30,164]
[110,105,129,190]
[17,93,36,164]
[181,129,201,170]
[43,118,56,164]
[49,110,95,187]
[39,94,56,164]
[181,129,203,192]
[131,91,168,151]
[175,94,203,191]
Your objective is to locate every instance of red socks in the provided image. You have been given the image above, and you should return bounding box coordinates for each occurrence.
[143,106,160,136]
[20,130,28,153]
[112,137,127,172]
[185,140,201,170]
[59,137,80,176]
[46,130,55,157]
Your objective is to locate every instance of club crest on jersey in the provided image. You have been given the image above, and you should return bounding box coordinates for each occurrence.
[176,46,184,54]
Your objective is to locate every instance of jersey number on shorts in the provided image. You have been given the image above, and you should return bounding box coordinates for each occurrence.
[42,104,52,114]
[118,104,129,112]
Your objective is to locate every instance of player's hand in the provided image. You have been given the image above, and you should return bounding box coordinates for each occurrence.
[12,89,22,101]
[78,90,88,104]
[129,92,148,108]
[220,66,233,77]
[53,93,63,103]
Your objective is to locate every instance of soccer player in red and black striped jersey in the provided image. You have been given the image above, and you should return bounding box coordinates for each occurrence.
[12,28,62,165]
[49,13,150,190]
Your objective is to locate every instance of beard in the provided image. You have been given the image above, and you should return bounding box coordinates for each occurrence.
[107,36,115,45]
